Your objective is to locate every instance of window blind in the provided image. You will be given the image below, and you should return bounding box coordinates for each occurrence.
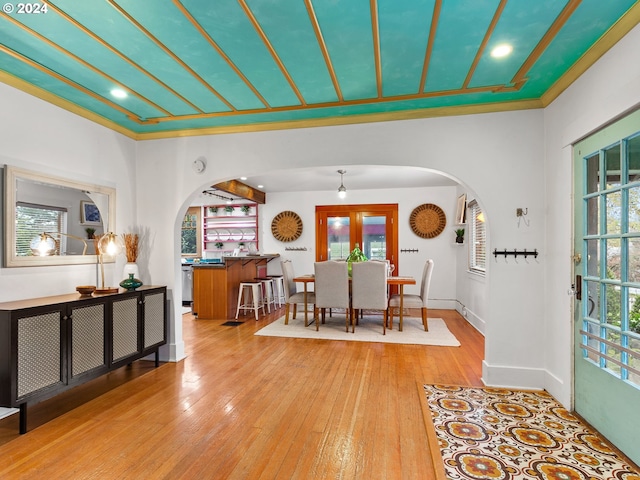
[468,200,486,273]
[16,202,66,256]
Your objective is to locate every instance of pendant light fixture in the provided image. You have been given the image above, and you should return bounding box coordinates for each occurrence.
[337,169,347,199]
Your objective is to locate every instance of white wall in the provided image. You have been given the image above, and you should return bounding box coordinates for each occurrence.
[542,24,640,406]
[259,185,459,310]
[137,108,546,385]
[0,84,137,301]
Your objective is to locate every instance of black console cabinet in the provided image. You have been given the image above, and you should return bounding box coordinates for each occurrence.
[0,286,167,433]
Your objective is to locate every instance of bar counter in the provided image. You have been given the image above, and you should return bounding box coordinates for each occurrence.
[192,254,279,320]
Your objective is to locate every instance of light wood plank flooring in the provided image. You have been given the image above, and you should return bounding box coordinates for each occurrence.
[0,308,484,479]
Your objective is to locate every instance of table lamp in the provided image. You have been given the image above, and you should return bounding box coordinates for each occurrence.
[30,232,88,256]
[95,232,124,294]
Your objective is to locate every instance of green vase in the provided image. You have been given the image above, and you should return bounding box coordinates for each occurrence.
[119,273,143,291]
[346,243,368,276]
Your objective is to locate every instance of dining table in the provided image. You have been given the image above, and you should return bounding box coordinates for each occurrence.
[292,273,416,331]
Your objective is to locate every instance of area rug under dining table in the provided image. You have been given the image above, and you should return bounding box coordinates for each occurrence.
[254,314,460,346]
[420,384,640,479]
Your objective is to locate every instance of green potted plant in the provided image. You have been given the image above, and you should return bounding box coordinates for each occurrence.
[85,227,96,239]
[240,205,251,215]
[346,243,367,276]
[209,206,219,215]
[455,228,465,244]
[224,205,235,215]
[215,242,224,249]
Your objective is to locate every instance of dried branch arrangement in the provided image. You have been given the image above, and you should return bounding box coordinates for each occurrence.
[122,233,139,263]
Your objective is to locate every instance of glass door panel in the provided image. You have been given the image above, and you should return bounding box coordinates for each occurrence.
[327,216,350,260]
[361,215,386,260]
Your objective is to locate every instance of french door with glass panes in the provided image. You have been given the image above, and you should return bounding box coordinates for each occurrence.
[315,203,398,270]
[573,108,640,461]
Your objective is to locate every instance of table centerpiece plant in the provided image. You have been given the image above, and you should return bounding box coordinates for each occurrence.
[346,243,367,276]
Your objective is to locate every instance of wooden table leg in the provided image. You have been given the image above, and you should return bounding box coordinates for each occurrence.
[303,283,308,327]
[399,284,404,332]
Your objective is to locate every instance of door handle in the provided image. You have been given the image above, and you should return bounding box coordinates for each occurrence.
[575,275,582,300]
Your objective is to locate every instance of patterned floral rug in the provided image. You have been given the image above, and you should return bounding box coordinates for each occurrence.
[421,385,640,480]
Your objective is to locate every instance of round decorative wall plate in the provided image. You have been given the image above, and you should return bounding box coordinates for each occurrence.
[271,211,303,242]
[409,203,446,239]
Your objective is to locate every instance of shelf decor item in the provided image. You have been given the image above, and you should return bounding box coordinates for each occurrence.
[224,205,235,215]
[240,205,251,215]
[409,203,446,239]
[122,232,140,279]
[119,273,143,291]
[455,228,465,244]
[271,210,303,242]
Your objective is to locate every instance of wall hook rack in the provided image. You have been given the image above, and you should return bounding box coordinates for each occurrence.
[400,248,420,253]
[285,246,307,251]
[493,248,539,259]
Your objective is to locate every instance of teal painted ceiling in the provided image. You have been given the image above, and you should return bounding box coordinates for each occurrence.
[1,0,638,138]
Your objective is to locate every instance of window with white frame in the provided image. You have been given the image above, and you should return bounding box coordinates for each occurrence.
[468,200,486,273]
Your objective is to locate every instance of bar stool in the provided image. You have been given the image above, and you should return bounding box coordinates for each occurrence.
[235,281,265,320]
[255,277,275,313]
[268,275,286,307]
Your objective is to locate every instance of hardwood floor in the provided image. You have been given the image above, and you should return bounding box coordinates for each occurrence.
[0,308,484,479]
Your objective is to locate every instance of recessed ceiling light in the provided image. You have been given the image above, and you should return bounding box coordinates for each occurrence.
[110,88,127,99]
[257,185,264,189]
[491,44,512,58]
[240,176,247,181]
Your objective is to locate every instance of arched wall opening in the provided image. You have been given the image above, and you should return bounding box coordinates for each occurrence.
[171,163,490,370]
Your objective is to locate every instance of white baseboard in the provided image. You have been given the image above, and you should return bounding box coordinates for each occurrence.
[455,304,485,335]
[482,361,546,391]
[160,341,186,362]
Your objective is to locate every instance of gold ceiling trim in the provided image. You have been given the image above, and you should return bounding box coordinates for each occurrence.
[305,0,343,102]
[133,98,543,141]
[463,0,507,89]
[106,0,236,112]
[41,0,205,115]
[139,83,513,124]
[173,0,270,109]
[239,0,305,107]
[541,1,640,107]
[2,12,172,118]
[419,0,441,94]
[0,43,142,121]
[510,0,581,89]
[370,0,382,99]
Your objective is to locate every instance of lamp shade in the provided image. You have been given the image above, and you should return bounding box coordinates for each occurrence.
[98,232,124,256]
[30,233,56,256]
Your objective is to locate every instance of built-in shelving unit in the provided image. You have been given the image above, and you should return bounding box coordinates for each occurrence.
[203,203,258,253]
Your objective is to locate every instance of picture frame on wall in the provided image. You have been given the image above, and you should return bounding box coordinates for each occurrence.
[455,194,467,224]
[81,201,102,225]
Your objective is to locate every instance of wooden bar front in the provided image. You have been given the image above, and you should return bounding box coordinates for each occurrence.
[192,255,278,320]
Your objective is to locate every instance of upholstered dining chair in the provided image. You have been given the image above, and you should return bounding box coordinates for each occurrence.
[351,261,388,334]
[281,260,315,326]
[388,259,434,331]
[314,260,350,332]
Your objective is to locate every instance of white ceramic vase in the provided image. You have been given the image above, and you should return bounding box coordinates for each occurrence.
[123,262,139,279]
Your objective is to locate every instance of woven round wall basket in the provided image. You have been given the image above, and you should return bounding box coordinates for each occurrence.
[271,210,303,242]
[409,203,446,239]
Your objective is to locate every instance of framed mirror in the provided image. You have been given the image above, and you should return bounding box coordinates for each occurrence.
[3,165,116,267]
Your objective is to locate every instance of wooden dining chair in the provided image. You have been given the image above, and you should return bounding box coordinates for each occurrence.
[314,261,350,332]
[388,259,433,331]
[281,260,315,325]
[351,261,388,334]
